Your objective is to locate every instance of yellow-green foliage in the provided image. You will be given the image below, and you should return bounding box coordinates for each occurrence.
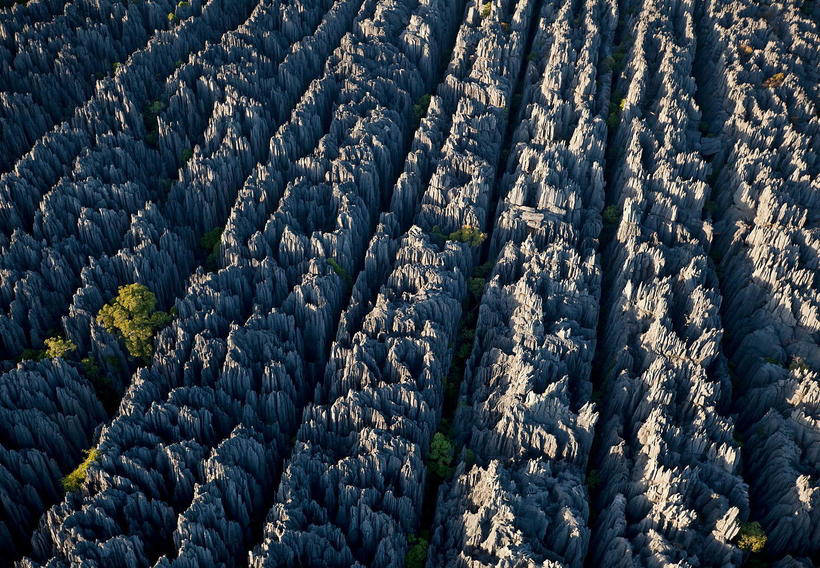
[44,337,77,359]
[97,284,171,361]
[737,521,767,553]
[448,225,486,246]
[62,448,99,493]
[762,72,785,88]
[480,2,491,18]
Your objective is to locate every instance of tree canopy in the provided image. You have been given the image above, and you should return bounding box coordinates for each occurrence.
[97,284,171,361]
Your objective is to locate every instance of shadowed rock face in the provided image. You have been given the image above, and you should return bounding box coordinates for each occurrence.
[0,0,816,566]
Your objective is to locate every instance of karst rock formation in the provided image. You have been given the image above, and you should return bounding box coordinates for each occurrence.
[0,0,816,566]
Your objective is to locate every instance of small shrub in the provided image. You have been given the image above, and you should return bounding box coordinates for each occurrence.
[427,432,455,478]
[500,21,509,31]
[180,147,193,162]
[468,277,485,299]
[480,2,491,18]
[603,205,621,225]
[739,43,754,56]
[200,228,222,251]
[448,225,486,246]
[413,94,431,121]
[601,55,615,72]
[167,11,177,22]
[472,261,494,279]
[147,100,165,115]
[112,62,121,72]
[607,111,620,130]
[44,337,77,359]
[97,284,171,361]
[762,72,785,88]
[62,448,99,492]
[405,535,429,568]
[327,258,352,284]
[19,348,45,362]
[737,521,767,553]
[463,448,476,467]
[82,357,99,377]
[177,0,189,6]
[429,225,448,243]
[611,49,626,72]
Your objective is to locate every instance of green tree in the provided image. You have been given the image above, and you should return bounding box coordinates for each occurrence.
[97,284,171,361]
[737,521,767,553]
[413,94,431,121]
[44,336,77,359]
[405,535,429,568]
[468,277,485,299]
[428,432,455,479]
[62,447,99,492]
[327,258,352,284]
[603,205,621,225]
[448,225,486,246]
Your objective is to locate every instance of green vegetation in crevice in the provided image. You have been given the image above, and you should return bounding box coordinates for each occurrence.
[200,227,223,271]
[430,224,487,247]
[81,356,119,414]
[405,534,429,568]
[602,204,621,225]
[413,94,431,122]
[736,521,767,553]
[143,99,165,148]
[96,283,171,362]
[44,336,77,359]
[427,432,455,479]
[327,258,352,285]
[607,97,626,130]
[762,72,785,88]
[61,447,99,493]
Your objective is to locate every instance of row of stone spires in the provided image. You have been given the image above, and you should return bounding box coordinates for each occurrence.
[586,0,750,564]
[0,0,179,173]
[1,0,360,560]
[698,0,818,561]
[247,0,539,565]
[426,0,614,564]
[15,0,459,565]
[0,0,261,553]
[0,0,258,357]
